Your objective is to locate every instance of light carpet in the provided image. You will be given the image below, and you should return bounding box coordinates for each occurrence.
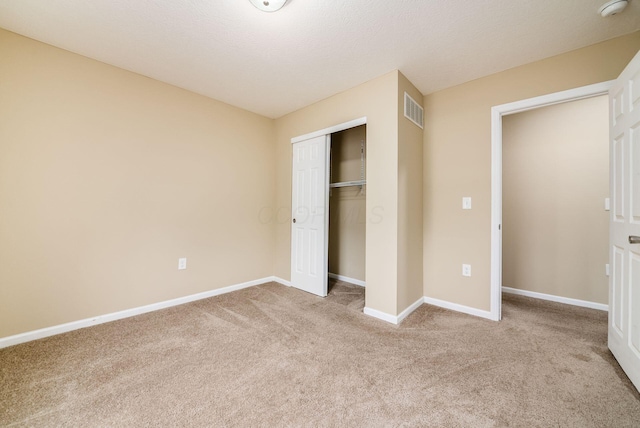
[1,280,639,427]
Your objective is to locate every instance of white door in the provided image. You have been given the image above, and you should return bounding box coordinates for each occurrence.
[609,49,640,392]
[291,135,330,297]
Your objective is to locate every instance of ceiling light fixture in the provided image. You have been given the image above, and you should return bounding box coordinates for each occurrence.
[598,0,628,17]
[249,0,287,12]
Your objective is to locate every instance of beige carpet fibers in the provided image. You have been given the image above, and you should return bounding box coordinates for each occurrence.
[1,280,639,427]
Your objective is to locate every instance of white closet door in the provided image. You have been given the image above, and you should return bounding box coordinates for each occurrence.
[291,135,330,297]
[609,49,640,392]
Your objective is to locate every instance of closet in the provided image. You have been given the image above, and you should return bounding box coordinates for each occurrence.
[328,125,367,289]
[290,120,366,297]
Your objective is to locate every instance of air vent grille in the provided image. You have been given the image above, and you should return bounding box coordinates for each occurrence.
[404,92,424,129]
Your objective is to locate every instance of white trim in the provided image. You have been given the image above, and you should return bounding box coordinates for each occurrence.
[423,296,494,320]
[328,273,366,287]
[397,297,424,323]
[494,81,614,116]
[0,277,275,349]
[272,276,292,287]
[490,81,614,322]
[364,297,423,325]
[322,135,331,296]
[491,104,503,322]
[502,287,608,311]
[363,307,398,324]
[291,117,367,144]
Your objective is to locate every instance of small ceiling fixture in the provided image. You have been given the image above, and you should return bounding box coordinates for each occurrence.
[598,0,628,17]
[249,0,287,12]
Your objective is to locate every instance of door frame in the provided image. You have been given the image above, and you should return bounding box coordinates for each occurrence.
[291,117,367,144]
[490,81,613,321]
[290,117,367,295]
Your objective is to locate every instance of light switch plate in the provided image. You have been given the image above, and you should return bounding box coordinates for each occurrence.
[178,258,187,270]
[462,197,472,210]
[605,198,610,211]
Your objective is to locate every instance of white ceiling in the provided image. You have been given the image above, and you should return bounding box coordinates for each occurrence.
[0,0,638,118]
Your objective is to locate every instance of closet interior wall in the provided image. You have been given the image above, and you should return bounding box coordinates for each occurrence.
[329,125,366,284]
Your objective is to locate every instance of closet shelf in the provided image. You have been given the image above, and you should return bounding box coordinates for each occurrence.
[329,180,366,188]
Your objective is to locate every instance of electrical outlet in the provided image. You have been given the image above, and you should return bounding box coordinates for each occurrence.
[178,258,187,270]
[462,264,471,277]
[462,197,472,210]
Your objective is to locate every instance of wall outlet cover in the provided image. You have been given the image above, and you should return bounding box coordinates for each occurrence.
[462,264,471,277]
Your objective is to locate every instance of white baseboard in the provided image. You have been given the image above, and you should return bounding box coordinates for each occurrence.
[363,307,398,324]
[9,276,602,349]
[364,297,423,325]
[423,296,495,320]
[502,286,608,311]
[0,276,275,349]
[271,276,292,287]
[397,297,424,323]
[328,273,365,287]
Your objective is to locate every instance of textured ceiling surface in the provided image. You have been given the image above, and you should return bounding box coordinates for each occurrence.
[0,0,638,118]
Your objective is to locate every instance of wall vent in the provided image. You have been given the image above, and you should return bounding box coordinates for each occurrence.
[404,92,424,129]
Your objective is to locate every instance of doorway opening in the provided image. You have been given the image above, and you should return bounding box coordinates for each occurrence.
[328,125,367,310]
[501,95,609,315]
[490,82,613,321]
[290,117,367,309]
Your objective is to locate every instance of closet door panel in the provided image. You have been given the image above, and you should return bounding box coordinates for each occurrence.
[291,135,329,297]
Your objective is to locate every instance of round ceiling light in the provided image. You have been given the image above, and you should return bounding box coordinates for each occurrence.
[598,0,628,17]
[249,0,287,12]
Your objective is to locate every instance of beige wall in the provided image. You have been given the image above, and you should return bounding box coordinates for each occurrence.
[274,71,399,315]
[397,73,424,312]
[328,126,366,282]
[274,70,424,317]
[423,32,640,311]
[0,29,275,338]
[274,71,422,315]
[502,96,609,304]
[4,26,632,338]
